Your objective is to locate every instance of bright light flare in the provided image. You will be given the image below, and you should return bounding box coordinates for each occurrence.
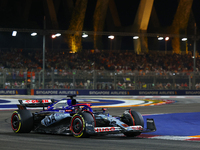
[52,35,56,38]
[82,33,88,38]
[31,32,37,36]
[182,38,187,41]
[165,37,169,41]
[158,37,163,40]
[52,33,61,38]
[55,33,61,37]
[133,36,139,39]
[12,31,17,36]
[108,35,114,39]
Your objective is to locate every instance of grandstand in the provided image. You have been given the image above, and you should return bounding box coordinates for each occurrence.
[0,49,200,91]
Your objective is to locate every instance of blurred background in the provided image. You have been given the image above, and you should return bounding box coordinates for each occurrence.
[0,0,200,92]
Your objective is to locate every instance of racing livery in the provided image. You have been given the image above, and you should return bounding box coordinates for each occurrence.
[11,95,156,138]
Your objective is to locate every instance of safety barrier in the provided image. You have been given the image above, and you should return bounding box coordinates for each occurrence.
[0,89,27,95]
[30,89,200,95]
[0,89,199,96]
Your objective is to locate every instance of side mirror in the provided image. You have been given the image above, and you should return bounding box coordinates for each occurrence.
[72,99,76,105]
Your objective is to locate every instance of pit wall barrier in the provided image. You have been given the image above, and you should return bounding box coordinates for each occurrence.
[29,89,200,95]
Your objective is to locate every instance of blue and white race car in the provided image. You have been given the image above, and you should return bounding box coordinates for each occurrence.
[11,95,156,138]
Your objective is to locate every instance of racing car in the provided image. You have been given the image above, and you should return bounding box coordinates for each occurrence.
[11,95,156,138]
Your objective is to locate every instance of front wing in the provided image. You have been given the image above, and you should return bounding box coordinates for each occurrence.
[86,118,156,135]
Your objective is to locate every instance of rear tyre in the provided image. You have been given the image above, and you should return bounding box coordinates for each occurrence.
[122,110,144,137]
[70,112,95,138]
[11,110,33,133]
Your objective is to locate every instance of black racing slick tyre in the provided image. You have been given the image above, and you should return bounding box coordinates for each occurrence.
[70,112,95,138]
[11,110,33,133]
[122,110,144,137]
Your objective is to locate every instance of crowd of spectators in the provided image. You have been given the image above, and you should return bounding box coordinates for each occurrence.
[0,48,200,90]
[0,49,40,69]
[0,48,199,73]
[34,49,199,73]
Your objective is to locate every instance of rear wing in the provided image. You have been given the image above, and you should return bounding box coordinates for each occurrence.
[17,99,55,110]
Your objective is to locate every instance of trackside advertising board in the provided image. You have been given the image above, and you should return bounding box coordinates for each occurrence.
[32,89,200,95]
[0,89,27,95]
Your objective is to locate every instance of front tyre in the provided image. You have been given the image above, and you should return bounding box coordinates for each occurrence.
[70,112,95,138]
[122,110,144,137]
[11,110,33,133]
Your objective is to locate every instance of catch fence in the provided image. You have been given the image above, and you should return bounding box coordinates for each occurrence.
[0,69,199,90]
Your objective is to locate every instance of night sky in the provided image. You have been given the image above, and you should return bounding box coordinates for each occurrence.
[0,0,200,50]
[0,0,199,30]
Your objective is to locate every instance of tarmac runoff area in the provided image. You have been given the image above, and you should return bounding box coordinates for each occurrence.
[1,95,200,141]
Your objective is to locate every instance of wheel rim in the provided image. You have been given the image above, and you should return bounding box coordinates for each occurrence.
[72,117,83,135]
[11,113,19,131]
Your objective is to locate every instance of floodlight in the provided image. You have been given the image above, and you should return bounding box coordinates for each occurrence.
[12,31,17,36]
[82,33,88,38]
[108,35,114,39]
[52,35,56,38]
[55,33,61,37]
[133,36,139,39]
[158,37,163,40]
[165,37,169,41]
[31,32,37,36]
[182,38,187,41]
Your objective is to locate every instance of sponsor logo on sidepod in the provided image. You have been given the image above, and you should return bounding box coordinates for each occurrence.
[22,99,51,104]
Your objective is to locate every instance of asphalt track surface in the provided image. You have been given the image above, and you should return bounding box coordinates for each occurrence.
[1,96,200,150]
